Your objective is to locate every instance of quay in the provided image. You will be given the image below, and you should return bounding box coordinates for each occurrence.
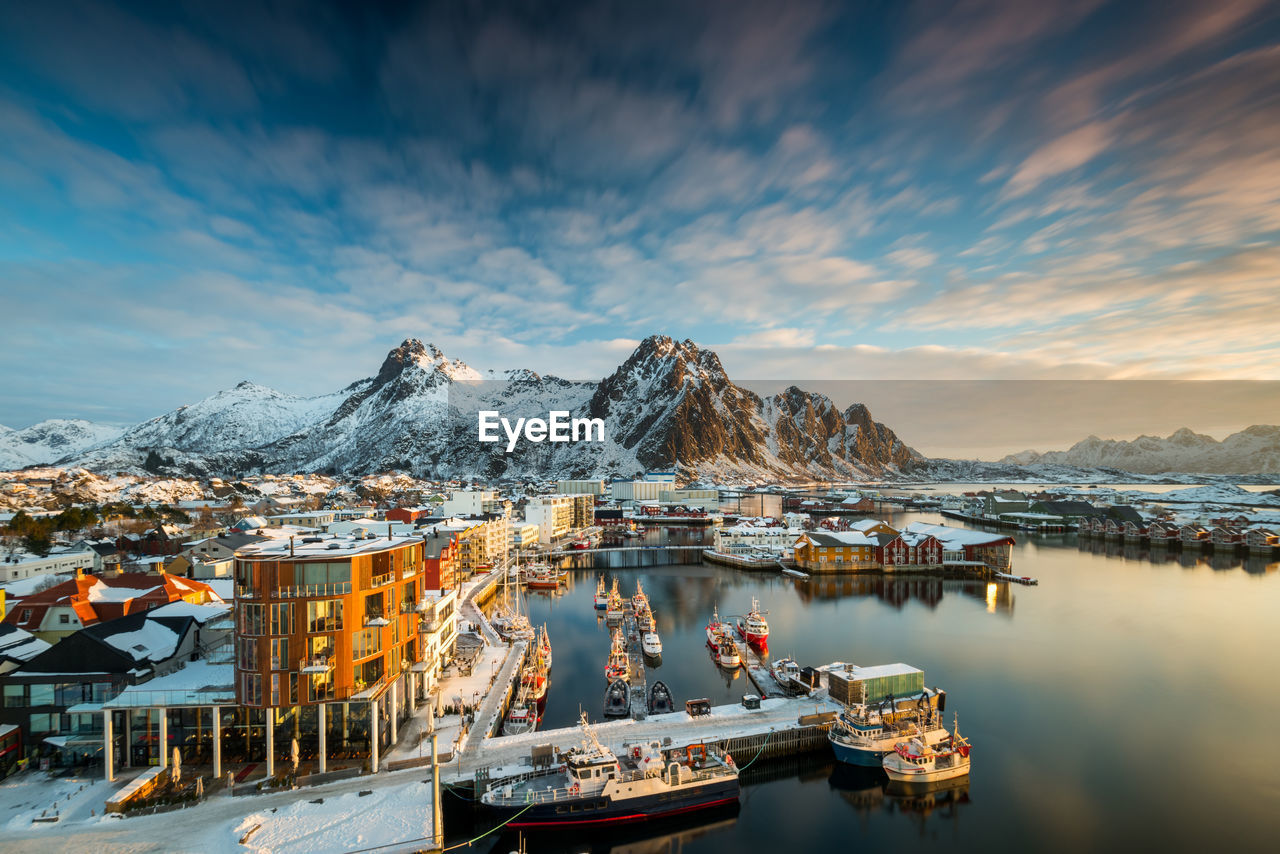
[447,693,841,791]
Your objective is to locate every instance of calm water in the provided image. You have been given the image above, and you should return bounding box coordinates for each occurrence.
[454,514,1280,853]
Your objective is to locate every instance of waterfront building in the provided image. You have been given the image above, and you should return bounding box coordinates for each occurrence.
[609,480,666,504]
[879,531,944,569]
[902,522,1016,570]
[233,532,455,774]
[660,488,719,511]
[525,495,574,543]
[714,522,797,555]
[793,531,880,572]
[511,523,540,549]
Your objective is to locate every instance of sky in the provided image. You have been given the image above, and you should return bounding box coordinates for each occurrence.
[1,0,1278,453]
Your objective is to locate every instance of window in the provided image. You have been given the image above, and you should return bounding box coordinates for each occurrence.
[237,637,260,671]
[19,609,31,624]
[364,591,385,621]
[59,613,70,624]
[270,673,280,706]
[239,603,264,635]
[353,628,381,660]
[3,684,24,708]
[242,673,263,706]
[297,561,350,586]
[306,600,343,632]
[308,635,334,658]
[28,684,54,707]
[28,713,58,735]
[270,638,289,670]
[270,602,293,635]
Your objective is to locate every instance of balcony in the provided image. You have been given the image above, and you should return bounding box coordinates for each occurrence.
[371,571,394,588]
[364,610,390,627]
[299,655,334,674]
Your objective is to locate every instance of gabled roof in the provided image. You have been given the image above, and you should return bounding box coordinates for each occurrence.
[0,623,51,664]
[1,572,218,632]
[14,611,199,676]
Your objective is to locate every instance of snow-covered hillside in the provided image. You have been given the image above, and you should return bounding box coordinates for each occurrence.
[1001,426,1280,475]
[0,419,123,469]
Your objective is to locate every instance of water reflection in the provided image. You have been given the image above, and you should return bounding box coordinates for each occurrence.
[796,574,1015,614]
[828,762,971,822]
[1076,536,1278,573]
[484,805,741,854]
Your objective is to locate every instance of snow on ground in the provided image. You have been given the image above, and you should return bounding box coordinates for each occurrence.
[0,770,132,831]
[221,780,437,854]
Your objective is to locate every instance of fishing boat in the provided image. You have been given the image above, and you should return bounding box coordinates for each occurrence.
[594,575,609,610]
[882,717,971,784]
[603,680,630,718]
[736,597,769,650]
[479,713,739,826]
[769,657,810,695]
[704,606,728,647]
[538,624,553,672]
[493,568,535,642]
[525,564,561,590]
[711,636,740,669]
[606,582,625,621]
[828,704,950,767]
[648,681,675,715]
[632,580,650,612]
[636,606,655,633]
[569,538,592,550]
[642,631,663,660]
[503,690,537,736]
[605,629,630,682]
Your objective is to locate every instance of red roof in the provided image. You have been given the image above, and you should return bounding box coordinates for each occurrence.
[2,572,218,633]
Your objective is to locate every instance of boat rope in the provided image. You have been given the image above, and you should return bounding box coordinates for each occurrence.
[440,801,537,851]
[734,728,775,771]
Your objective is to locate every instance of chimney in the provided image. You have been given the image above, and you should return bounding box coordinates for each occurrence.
[289,535,295,557]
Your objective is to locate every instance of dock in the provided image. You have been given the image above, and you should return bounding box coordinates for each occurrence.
[724,624,786,698]
[450,693,841,789]
[623,613,649,719]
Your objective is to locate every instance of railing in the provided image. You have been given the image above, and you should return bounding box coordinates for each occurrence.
[274,582,352,598]
[371,572,394,588]
[298,655,335,672]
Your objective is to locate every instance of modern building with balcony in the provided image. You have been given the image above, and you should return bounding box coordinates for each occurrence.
[229,531,453,775]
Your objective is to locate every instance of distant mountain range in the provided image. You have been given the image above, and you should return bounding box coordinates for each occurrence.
[1000,426,1280,475]
[4,336,918,481]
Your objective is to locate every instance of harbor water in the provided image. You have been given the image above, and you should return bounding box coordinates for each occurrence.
[459,511,1280,853]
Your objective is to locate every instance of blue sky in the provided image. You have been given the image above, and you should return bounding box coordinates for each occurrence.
[1,0,1278,429]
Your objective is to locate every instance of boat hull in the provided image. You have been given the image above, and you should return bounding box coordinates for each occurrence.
[830,739,892,767]
[484,780,739,828]
[883,763,970,784]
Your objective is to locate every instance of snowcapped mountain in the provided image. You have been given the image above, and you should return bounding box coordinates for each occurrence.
[49,336,919,481]
[0,419,123,469]
[1000,426,1280,475]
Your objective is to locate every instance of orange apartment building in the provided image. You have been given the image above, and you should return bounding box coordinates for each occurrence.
[233,531,457,772]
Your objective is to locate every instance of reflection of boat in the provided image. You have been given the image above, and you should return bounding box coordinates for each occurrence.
[594,575,609,609]
[603,680,631,718]
[882,717,971,784]
[642,631,663,659]
[829,704,949,767]
[648,680,675,715]
[479,714,739,826]
[769,657,809,695]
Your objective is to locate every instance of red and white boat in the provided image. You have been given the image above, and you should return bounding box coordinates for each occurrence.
[736,597,769,651]
[705,605,728,647]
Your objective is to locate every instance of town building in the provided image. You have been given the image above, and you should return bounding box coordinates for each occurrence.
[555,480,605,496]
[793,531,880,572]
[0,547,98,584]
[2,570,220,642]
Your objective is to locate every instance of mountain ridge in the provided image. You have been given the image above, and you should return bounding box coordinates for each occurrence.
[1001,425,1280,475]
[42,335,919,481]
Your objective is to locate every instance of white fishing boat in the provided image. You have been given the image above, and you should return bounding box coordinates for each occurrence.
[769,657,810,695]
[642,631,663,659]
[503,691,537,736]
[594,575,609,609]
[882,716,971,784]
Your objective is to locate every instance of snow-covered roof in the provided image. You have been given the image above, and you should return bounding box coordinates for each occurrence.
[903,521,1014,548]
[100,620,180,662]
[148,600,231,624]
[102,659,235,708]
[87,583,159,603]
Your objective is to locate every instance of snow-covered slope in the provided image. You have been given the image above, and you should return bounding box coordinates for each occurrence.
[0,419,123,469]
[1001,426,1280,475]
[52,336,919,481]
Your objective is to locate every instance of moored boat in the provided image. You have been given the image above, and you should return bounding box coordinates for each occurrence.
[479,714,739,825]
[594,575,609,609]
[503,692,537,736]
[642,631,663,659]
[828,704,950,767]
[769,657,809,695]
[603,680,630,718]
[737,597,769,650]
[882,717,971,784]
[711,636,740,669]
[648,680,675,715]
